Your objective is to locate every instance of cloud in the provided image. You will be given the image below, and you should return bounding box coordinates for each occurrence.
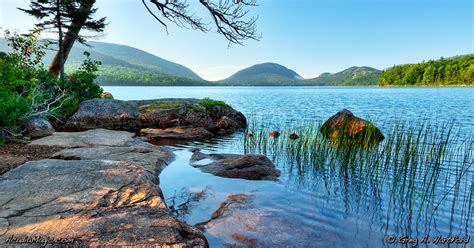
[299,72,321,79]
[186,64,250,81]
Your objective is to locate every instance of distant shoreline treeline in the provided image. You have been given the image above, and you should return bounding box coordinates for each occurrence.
[377,55,473,86]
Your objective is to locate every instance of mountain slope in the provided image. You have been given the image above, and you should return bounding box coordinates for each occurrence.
[0,38,202,82]
[221,63,303,85]
[306,66,382,86]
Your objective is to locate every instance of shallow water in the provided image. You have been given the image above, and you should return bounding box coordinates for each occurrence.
[104,86,473,247]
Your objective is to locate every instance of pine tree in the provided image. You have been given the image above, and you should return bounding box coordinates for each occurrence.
[19,0,106,79]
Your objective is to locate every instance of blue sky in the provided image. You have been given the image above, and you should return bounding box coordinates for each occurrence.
[1,0,472,80]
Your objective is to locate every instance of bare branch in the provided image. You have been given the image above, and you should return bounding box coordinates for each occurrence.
[145,0,260,45]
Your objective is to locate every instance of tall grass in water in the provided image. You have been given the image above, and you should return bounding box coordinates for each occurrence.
[239,119,473,236]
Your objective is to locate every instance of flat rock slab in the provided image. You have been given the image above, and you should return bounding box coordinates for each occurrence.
[0,159,207,247]
[191,151,280,181]
[28,129,135,148]
[52,144,173,175]
[140,127,214,141]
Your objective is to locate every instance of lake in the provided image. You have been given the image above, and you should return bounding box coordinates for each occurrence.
[103,86,473,247]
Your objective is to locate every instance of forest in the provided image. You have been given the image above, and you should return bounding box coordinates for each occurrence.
[377,55,474,86]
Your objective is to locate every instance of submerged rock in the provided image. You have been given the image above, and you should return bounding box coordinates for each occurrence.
[197,193,339,247]
[25,116,54,138]
[191,151,280,181]
[269,130,280,138]
[140,127,214,142]
[320,109,384,146]
[289,132,299,140]
[63,98,246,135]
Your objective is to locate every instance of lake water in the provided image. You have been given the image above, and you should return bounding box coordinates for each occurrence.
[103,86,473,247]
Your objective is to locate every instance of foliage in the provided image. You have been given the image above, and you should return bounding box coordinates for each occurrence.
[0,89,30,138]
[19,0,106,45]
[95,65,209,86]
[0,30,102,140]
[378,55,474,86]
[58,52,102,116]
[199,98,230,110]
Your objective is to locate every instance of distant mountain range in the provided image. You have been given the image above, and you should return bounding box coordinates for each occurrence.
[0,38,381,86]
[221,64,381,86]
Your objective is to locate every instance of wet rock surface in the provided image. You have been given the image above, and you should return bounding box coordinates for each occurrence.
[0,129,208,247]
[63,98,246,135]
[198,194,340,247]
[191,151,280,181]
[320,109,384,146]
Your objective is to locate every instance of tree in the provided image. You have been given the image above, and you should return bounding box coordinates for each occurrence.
[19,0,106,78]
[20,0,259,78]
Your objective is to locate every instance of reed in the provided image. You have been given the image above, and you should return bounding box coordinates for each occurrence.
[235,118,473,233]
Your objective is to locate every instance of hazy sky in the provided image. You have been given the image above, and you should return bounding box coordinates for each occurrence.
[1,0,473,80]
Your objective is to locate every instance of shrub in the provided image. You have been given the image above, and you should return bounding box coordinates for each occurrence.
[0,90,30,138]
[0,30,103,141]
[56,52,103,116]
[200,98,230,110]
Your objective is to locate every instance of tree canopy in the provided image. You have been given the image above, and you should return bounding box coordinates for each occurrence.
[378,55,474,86]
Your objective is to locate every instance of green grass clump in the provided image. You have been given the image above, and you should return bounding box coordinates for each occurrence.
[199,98,230,110]
[138,100,183,112]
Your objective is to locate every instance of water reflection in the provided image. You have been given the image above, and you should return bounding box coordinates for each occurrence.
[160,121,473,247]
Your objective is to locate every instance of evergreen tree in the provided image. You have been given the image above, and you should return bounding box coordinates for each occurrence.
[19,0,106,78]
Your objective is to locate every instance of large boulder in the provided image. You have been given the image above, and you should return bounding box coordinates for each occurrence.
[320,109,384,146]
[191,151,280,181]
[0,159,207,247]
[25,117,54,138]
[63,98,247,135]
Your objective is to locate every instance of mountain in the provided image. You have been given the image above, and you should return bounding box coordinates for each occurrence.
[1,38,382,86]
[0,38,205,85]
[306,66,382,86]
[221,63,303,85]
[219,63,381,86]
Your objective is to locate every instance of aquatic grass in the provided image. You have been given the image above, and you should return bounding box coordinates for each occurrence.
[235,118,473,236]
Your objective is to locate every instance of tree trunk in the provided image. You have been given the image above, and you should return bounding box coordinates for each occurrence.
[56,0,65,80]
[48,0,95,77]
